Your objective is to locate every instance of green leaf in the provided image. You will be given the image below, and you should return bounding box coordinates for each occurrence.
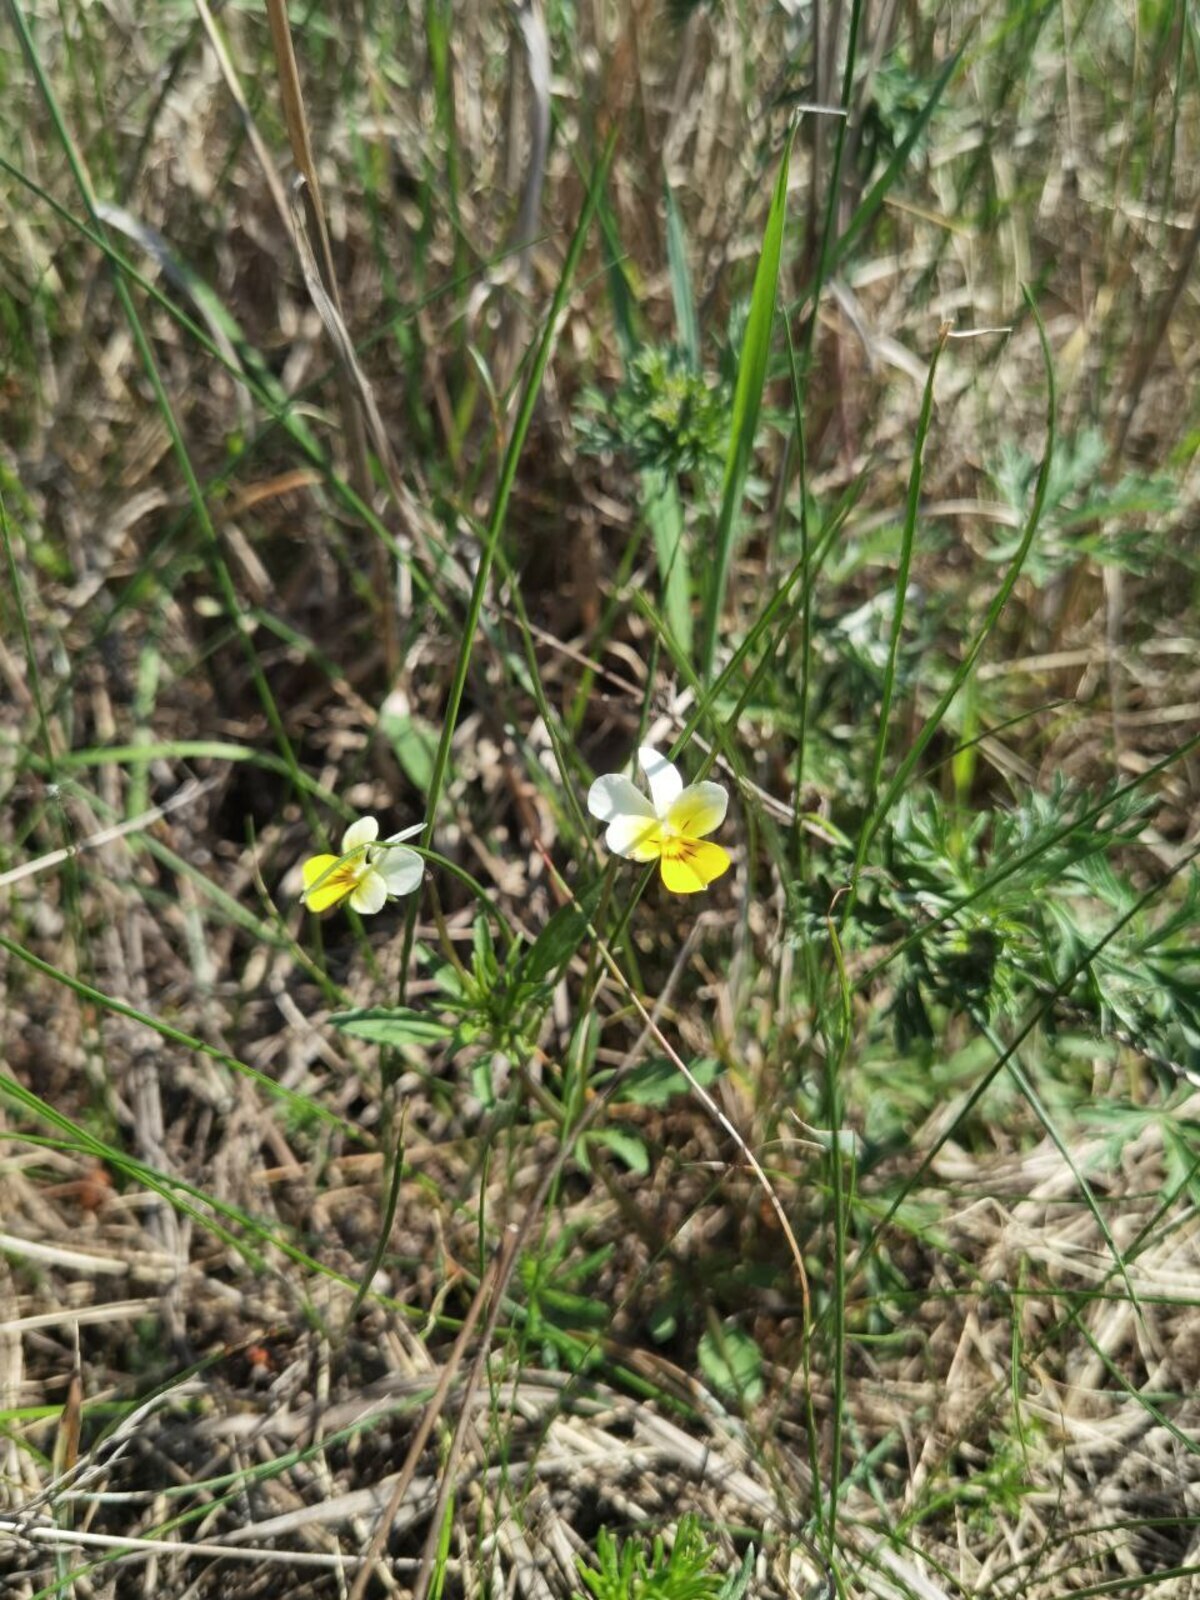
[330,1007,453,1047]
[472,1057,498,1108]
[379,695,440,791]
[644,467,693,654]
[617,1054,720,1107]
[521,883,603,984]
[665,181,700,370]
[698,1323,764,1404]
[586,1126,650,1176]
[700,125,794,678]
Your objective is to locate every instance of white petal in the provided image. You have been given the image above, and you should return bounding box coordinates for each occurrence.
[606,814,664,862]
[368,821,424,861]
[666,781,728,839]
[387,822,425,843]
[341,815,379,854]
[376,846,424,897]
[588,773,656,824]
[349,868,388,915]
[638,746,682,817]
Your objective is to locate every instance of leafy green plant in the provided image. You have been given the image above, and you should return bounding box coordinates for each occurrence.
[575,344,730,483]
[834,779,1200,1079]
[987,429,1178,582]
[575,1516,753,1600]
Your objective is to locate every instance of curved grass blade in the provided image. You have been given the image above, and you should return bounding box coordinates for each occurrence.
[0,932,359,1139]
[417,132,616,864]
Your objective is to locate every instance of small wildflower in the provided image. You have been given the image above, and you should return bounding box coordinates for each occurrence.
[587,745,731,895]
[300,816,423,915]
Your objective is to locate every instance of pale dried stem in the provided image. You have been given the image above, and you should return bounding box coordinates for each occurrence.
[261,0,398,675]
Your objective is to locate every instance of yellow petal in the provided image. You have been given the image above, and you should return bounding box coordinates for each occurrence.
[665,781,728,840]
[606,814,665,862]
[301,854,357,912]
[660,839,731,894]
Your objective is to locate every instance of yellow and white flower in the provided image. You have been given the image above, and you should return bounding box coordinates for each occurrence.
[587,745,731,895]
[301,816,424,915]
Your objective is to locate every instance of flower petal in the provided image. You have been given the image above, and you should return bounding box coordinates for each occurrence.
[302,854,356,913]
[606,814,665,862]
[341,815,379,853]
[660,839,732,894]
[376,845,424,897]
[666,781,728,840]
[587,773,656,824]
[380,822,424,846]
[638,745,682,817]
[349,868,389,915]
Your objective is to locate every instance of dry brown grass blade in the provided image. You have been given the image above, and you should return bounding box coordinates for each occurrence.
[346,1247,506,1600]
[401,922,711,1600]
[262,0,398,674]
[190,0,293,236]
[0,778,214,888]
[285,179,448,590]
[540,849,813,1329]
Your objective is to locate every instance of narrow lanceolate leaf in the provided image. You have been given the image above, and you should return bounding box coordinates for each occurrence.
[519,882,603,985]
[665,182,700,371]
[644,468,692,653]
[828,46,963,279]
[701,127,795,679]
[330,1007,454,1047]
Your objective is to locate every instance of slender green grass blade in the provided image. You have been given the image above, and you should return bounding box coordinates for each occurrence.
[0,932,358,1138]
[847,324,951,914]
[997,1035,1140,1311]
[859,294,1056,859]
[700,126,795,680]
[418,134,615,866]
[828,48,964,279]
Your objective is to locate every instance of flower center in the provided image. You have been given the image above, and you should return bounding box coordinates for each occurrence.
[660,835,699,863]
[327,851,370,896]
